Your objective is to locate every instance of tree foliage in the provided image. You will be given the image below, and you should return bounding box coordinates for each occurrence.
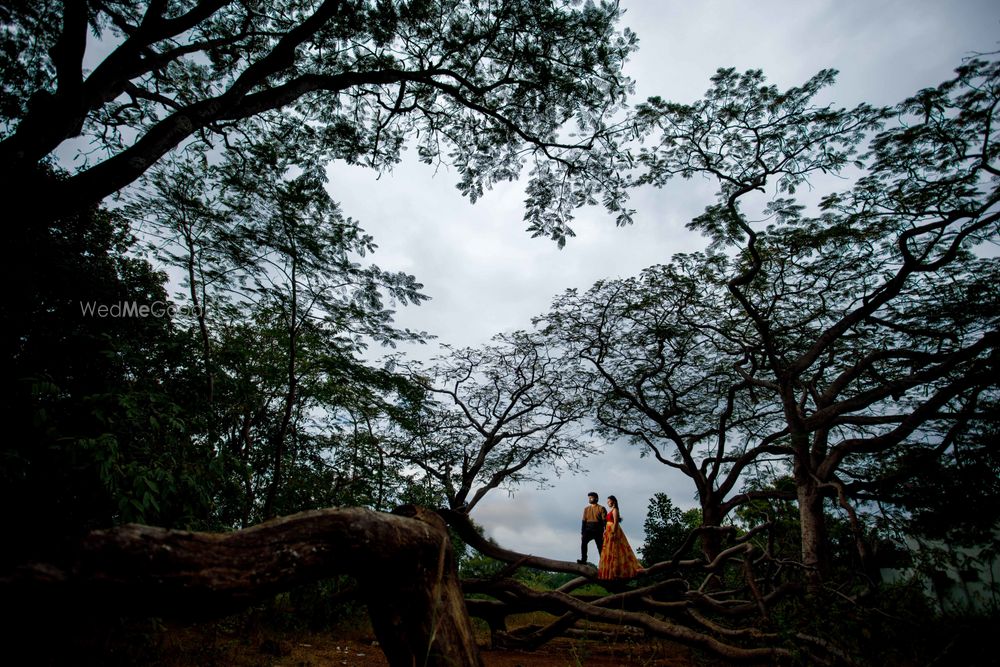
[1,0,636,242]
[539,255,799,561]
[127,133,432,524]
[389,330,594,512]
[1,0,642,553]
[0,171,216,562]
[639,492,700,566]
[507,58,1000,662]
[626,59,1000,578]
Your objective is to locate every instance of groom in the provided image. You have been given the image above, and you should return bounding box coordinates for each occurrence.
[578,491,607,564]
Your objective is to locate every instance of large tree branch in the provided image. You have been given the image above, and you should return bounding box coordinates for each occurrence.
[50,69,424,218]
[441,508,594,576]
[818,347,938,407]
[789,206,1000,379]
[818,365,995,475]
[2,506,483,667]
[806,330,998,432]
[1,0,232,164]
[51,0,89,102]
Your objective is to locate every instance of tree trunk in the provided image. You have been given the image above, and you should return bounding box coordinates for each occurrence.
[263,248,299,520]
[699,502,724,562]
[796,477,829,586]
[0,506,483,667]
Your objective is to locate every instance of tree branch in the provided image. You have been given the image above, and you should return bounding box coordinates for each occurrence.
[2,506,483,667]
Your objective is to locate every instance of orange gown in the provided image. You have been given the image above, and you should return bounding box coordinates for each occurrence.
[598,510,643,580]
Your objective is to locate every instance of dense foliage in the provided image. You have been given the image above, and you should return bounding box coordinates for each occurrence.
[1,0,640,547]
[1,0,636,242]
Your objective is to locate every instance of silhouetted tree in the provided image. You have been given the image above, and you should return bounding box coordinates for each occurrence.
[630,60,1000,581]
[639,492,700,566]
[391,331,594,512]
[130,136,429,524]
[0,172,216,560]
[1,0,636,242]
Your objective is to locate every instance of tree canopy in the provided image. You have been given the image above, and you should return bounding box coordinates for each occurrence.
[1,0,636,241]
[625,59,1000,577]
[1,0,641,540]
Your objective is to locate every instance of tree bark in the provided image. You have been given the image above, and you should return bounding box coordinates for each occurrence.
[0,505,483,667]
[699,501,725,563]
[263,239,299,520]
[795,473,830,586]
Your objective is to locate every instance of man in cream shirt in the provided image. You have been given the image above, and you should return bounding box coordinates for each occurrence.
[578,491,607,564]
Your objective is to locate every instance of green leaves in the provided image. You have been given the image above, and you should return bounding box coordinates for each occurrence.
[537,58,1000,588]
[126,128,437,523]
[639,492,698,566]
[2,1,640,242]
[635,67,885,245]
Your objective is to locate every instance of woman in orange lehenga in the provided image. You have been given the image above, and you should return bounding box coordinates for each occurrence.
[598,495,644,580]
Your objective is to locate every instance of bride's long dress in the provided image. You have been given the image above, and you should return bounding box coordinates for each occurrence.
[598,512,642,580]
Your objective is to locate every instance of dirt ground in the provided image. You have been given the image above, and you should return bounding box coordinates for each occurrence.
[154,622,708,667]
[267,636,698,667]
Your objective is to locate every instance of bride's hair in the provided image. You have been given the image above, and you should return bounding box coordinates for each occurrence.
[608,495,622,521]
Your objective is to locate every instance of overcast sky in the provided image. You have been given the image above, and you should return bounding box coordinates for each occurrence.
[328,0,1000,563]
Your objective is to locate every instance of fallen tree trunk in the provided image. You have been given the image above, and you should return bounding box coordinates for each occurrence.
[0,505,482,667]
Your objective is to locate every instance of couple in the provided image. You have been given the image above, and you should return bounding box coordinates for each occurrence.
[579,491,644,580]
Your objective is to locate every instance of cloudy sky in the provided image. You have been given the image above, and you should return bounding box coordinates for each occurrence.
[325,1,1000,562]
